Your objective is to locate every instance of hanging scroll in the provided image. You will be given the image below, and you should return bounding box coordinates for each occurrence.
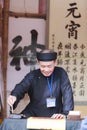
[48,0,87,103]
[7,17,46,91]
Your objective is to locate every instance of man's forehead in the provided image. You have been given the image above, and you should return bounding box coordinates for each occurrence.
[39,60,55,65]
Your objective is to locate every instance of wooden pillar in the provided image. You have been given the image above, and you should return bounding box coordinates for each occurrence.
[2,0,10,118]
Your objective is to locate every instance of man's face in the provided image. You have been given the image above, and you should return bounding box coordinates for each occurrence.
[38,60,56,77]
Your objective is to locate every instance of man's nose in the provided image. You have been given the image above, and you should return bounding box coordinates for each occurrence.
[44,67,49,71]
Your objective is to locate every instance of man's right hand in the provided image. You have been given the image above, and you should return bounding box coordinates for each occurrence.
[7,95,17,107]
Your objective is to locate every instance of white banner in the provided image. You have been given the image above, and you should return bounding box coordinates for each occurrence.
[7,17,46,91]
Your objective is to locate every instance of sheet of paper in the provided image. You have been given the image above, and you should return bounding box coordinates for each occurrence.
[27,117,66,130]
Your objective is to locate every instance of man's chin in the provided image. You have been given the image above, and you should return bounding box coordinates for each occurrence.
[43,73,52,77]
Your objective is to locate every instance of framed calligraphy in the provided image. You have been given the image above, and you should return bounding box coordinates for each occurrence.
[48,0,87,104]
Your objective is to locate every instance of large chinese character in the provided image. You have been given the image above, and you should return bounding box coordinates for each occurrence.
[66,2,81,18]
[9,29,45,71]
[65,20,80,39]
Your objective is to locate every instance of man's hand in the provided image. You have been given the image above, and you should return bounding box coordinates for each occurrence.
[7,95,17,107]
[51,113,66,119]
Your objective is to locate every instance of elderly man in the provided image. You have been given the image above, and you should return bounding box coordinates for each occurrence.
[7,49,74,119]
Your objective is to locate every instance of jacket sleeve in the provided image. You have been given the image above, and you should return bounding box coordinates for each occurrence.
[11,72,33,109]
[60,68,74,115]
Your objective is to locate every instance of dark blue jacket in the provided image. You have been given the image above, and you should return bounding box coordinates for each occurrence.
[11,67,74,117]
